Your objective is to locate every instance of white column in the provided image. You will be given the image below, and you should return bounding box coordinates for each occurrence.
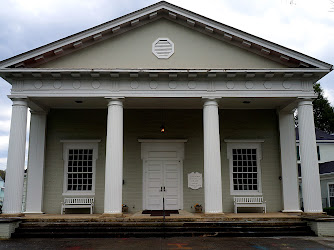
[25,111,47,214]
[278,110,302,212]
[203,98,223,213]
[2,99,28,214]
[104,98,123,214]
[298,99,322,213]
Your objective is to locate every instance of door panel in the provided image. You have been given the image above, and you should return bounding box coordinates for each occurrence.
[164,160,181,210]
[146,161,163,210]
[145,159,182,210]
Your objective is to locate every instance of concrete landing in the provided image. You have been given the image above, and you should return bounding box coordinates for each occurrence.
[17,211,304,222]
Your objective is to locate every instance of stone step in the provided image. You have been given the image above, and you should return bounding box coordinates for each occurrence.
[12,230,315,238]
[22,217,303,223]
[12,220,314,238]
[18,221,308,227]
[15,225,310,232]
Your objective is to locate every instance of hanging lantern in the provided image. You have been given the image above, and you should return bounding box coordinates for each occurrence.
[160,124,165,133]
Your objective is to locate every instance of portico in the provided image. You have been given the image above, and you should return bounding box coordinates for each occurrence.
[0,1,332,216]
[0,92,326,215]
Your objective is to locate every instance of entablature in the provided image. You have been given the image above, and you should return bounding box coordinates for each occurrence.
[2,68,320,99]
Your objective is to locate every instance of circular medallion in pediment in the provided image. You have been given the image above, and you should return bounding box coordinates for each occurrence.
[263,81,272,89]
[283,81,292,89]
[169,81,177,89]
[245,81,254,89]
[92,80,101,89]
[73,80,81,89]
[226,81,235,89]
[34,80,43,89]
[130,81,139,89]
[53,80,62,89]
[149,81,158,89]
[187,81,197,89]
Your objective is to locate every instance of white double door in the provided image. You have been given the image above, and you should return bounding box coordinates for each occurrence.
[144,160,182,210]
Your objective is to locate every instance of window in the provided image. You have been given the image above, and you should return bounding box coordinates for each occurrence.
[297,146,300,161]
[328,183,334,207]
[62,140,100,195]
[296,145,320,161]
[225,140,264,195]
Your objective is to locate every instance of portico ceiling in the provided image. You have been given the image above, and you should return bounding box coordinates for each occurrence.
[29,96,297,110]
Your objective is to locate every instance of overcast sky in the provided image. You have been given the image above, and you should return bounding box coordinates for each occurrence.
[0,0,333,170]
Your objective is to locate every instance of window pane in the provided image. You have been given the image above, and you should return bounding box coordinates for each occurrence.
[331,197,334,207]
[329,184,334,207]
[66,148,94,192]
[297,146,300,161]
[231,147,259,192]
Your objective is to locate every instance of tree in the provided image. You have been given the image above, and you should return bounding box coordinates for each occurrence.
[312,83,334,134]
[0,170,5,181]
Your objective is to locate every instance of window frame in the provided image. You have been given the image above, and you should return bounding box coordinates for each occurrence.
[225,140,264,196]
[328,182,334,207]
[61,140,100,196]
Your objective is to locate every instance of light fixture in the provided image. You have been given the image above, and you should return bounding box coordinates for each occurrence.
[160,109,166,133]
[160,124,165,133]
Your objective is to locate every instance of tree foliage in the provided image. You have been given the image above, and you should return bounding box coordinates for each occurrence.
[0,170,5,181]
[312,83,334,134]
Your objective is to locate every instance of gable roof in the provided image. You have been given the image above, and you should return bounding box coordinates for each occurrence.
[296,128,334,142]
[0,1,332,72]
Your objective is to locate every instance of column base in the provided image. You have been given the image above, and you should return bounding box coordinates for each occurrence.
[23,212,45,215]
[282,210,303,213]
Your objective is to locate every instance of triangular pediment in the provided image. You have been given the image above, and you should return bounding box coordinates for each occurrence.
[37,18,285,69]
[0,1,331,71]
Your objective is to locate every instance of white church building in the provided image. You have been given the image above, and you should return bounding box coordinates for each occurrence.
[0,2,332,215]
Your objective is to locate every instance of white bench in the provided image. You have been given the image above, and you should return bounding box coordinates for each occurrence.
[234,197,266,213]
[61,198,94,214]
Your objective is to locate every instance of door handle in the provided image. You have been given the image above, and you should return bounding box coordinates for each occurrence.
[164,186,166,192]
[160,187,162,192]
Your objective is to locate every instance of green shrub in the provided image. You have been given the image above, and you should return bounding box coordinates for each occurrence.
[323,207,334,216]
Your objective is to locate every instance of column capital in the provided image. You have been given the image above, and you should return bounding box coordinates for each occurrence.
[202,97,220,107]
[11,98,28,107]
[105,97,124,107]
[298,98,313,107]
